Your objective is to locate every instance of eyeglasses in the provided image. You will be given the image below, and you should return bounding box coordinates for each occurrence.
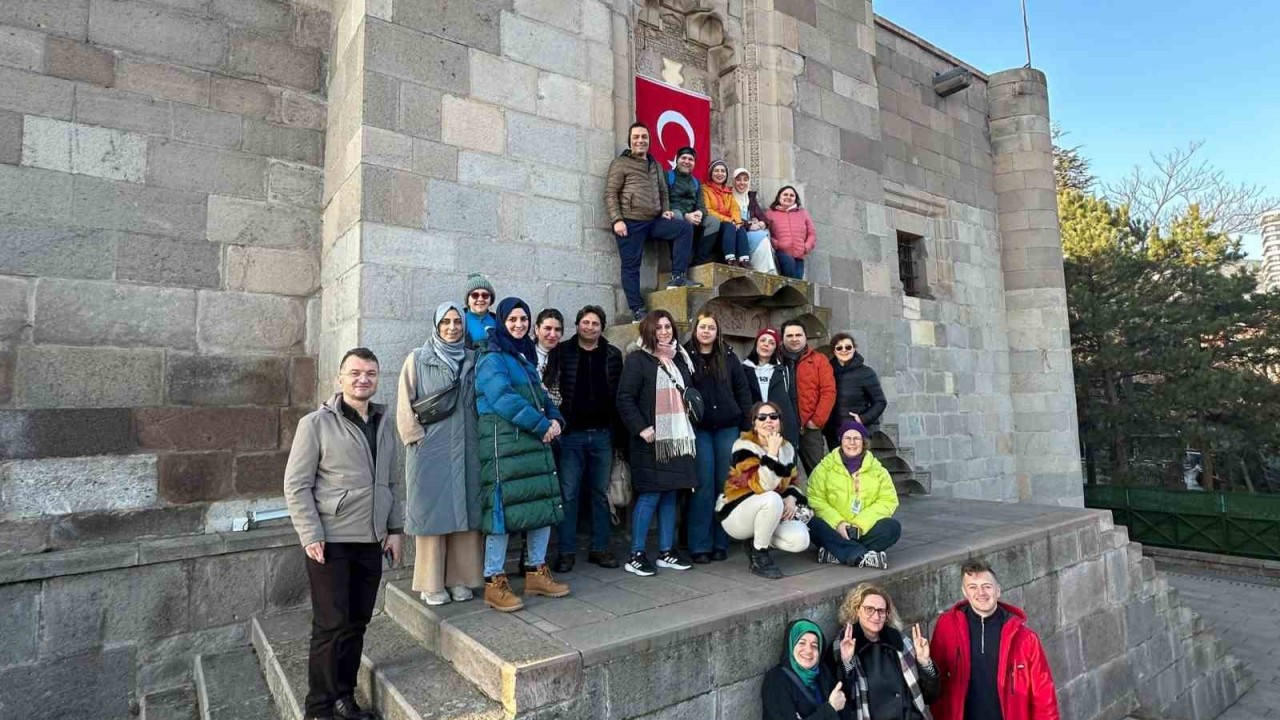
[860,605,888,618]
[834,344,854,352]
[469,291,491,300]
[755,413,780,421]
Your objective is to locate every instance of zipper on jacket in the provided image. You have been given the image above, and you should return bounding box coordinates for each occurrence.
[329,405,381,541]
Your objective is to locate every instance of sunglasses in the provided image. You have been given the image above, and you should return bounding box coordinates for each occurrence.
[469,291,491,300]
[755,412,780,421]
[834,344,854,351]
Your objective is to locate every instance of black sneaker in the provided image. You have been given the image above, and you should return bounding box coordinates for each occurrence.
[691,552,712,565]
[588,550,620,569]
[857,550,884,569]
[816,547,842,565]
[633,309,648,323]
[625,551,657,576]
[879,551,889,570]
[655,550,692,570]
[665,274,703,289]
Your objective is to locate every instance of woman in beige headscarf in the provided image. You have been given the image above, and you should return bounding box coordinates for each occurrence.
[732,167,775,272]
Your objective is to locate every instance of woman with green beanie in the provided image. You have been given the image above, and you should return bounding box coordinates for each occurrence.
[762,618,850,719]
[463,273,497,347]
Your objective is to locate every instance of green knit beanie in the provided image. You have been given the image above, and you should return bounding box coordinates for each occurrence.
[463,273,495,298]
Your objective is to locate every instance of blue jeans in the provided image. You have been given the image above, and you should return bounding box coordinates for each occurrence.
[718,223,750,259]
[631,491,677,554]
[616,217,694,313]
[808,517,901,564]
[688,426,738,553]
[556,429,614,555]
[777,252,805,279]
[484,526,550,577]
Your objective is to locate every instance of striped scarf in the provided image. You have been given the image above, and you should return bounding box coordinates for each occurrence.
[647,340,696,462]
[840,632,929,720]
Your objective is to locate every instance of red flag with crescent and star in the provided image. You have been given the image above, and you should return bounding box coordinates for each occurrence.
[634,75,712,181]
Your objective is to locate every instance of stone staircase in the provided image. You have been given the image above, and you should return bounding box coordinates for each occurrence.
[870,423,931,496]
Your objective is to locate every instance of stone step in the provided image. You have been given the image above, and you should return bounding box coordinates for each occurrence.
[662,262,815,304]
[252,610,504,720]
[382,579,582,717]
[194,647,277,720]
[888,469,931,495]
[141,685,198,720]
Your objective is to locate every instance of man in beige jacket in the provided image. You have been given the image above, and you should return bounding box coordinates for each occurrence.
[284,347,403,720]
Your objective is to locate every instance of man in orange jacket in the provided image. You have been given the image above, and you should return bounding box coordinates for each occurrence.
[779,319,835,475]
[929,559,1060,720]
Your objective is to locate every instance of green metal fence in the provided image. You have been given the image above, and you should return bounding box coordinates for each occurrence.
[1084,485,1280,561]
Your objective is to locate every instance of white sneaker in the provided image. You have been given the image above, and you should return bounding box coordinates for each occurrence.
[420,590,451,605]
[857,551,884,569]
[448,585,473,602]
[817,547,841,565]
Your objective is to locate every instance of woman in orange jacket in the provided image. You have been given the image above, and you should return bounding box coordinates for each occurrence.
[702,160,752,266]
[764,185,817,280]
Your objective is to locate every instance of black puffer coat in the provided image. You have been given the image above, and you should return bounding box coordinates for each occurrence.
[685,345,753,431]
[825,352,886,445]
[543,335,625,440]
[616,347,698,494]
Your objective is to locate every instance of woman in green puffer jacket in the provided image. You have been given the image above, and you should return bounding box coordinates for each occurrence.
[475,297,570,612]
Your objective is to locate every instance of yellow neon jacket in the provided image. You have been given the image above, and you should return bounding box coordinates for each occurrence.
[806,448,898,535]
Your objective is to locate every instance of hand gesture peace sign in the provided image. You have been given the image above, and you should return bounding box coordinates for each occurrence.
[839,622,856,664]
[911,623,930,664]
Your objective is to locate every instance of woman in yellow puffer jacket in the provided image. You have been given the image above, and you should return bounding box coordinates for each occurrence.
[806,419,901,568]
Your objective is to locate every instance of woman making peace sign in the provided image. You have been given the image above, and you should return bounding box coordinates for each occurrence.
[831,584,940,720]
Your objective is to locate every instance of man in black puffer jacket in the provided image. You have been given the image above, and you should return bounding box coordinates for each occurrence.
[825,334,888,450]
[542,305,625,573]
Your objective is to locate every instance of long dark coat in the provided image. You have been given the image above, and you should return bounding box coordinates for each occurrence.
[615,348,698,494]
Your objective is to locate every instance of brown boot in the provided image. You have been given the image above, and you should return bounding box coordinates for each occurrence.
[523,564,570,598]
[484,574,524,612]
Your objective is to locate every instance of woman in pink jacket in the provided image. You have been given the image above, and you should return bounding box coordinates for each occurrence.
[764,186,816,280]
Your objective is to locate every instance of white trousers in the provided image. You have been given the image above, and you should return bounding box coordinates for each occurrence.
[720,492,810,552]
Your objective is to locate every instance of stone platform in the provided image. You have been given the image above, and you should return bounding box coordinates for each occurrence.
[245,496,1246,720]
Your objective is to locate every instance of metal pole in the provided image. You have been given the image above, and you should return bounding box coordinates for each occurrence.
[1021,0,1032,67]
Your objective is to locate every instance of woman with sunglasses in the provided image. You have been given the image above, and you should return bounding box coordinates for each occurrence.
[830,583,939,720]
[462,273,498,346]
[743,327,801,451]
[824,333,887,450]
[683,310,753,564]
[717,401,810,579]
[475,297,570,612]
[807,420,901,569]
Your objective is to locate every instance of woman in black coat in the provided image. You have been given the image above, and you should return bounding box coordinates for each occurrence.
[824,333,887,450]
[616,310,697,577]
[762,619,851,720]
[683,310,753,563]
[742,327,801,450]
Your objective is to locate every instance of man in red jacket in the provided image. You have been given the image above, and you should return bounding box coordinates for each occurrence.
[929,560,1060,720]
[779,319,835,475]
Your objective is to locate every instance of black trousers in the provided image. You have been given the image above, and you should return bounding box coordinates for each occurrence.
[304,541,383,716]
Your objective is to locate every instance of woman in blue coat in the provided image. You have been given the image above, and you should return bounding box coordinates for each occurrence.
[463,272,497,347]
[475,297,570,612]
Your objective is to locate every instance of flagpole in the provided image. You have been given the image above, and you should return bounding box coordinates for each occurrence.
[1021,0,1032,67]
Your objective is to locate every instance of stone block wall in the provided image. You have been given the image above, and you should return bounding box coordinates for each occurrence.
[520,512,1244,720]
[0,527,307,718]
[318,0,625,390]
[0,0,327,542]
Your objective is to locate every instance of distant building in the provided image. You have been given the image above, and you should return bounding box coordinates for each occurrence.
[1263,210,1280,292]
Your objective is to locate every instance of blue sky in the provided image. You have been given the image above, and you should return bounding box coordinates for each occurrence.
[877,0,1280,257]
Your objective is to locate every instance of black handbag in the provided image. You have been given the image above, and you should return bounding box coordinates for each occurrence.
[659,361,704,424]
[411,379,460,426]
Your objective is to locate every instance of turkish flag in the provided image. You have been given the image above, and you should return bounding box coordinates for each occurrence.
[634,76,712,181]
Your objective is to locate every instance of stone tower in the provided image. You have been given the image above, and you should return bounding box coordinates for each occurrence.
[1262,210,1280,292]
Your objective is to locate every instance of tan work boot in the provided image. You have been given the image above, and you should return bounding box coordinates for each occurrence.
[484,574,524,612]
[523,564,570,598]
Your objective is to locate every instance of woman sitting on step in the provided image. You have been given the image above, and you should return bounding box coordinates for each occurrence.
[716,401,811,579]
[806,420,902,569]
[830,583,940,720]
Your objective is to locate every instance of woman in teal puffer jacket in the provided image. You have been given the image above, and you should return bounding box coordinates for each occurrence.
[475,296,570,612]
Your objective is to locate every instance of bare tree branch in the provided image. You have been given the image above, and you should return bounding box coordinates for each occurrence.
[1103,142,1280,235]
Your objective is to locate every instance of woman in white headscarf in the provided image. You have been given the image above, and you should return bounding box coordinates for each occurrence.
[732,167,776,273]
[396,301,483,606]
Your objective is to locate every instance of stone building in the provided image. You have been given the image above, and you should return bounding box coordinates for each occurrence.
[1262,209,1280,292]
[0,0,1096,715]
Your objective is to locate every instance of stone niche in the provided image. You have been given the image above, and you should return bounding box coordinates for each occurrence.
[635,0,736,162]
